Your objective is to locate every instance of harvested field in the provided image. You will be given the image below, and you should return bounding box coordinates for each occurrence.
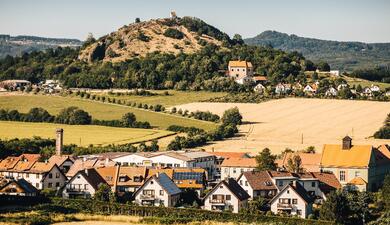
[175,98,390,154]
[0,121,174,146]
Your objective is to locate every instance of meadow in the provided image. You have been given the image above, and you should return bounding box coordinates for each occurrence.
[91,90,227,107]
[0,94,217,131]
[0,121,174,146]
[175,98,390,154]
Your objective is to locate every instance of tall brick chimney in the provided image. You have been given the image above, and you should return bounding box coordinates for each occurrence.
[56,128,63,156]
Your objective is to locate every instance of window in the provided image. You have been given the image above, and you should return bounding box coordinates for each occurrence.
[245,181,248,186]
[219,185,223,189]
[26,173,29,178]
[167,164,172,167]
[56,173,60,178]
[48,173,53,179]
[56,182,60,187]
[84,184,88,190]
[278,181,283,187]
[48,183,52,188]
[292,199,298,204]
[241,168,244,173]
[297,210,302,215]
[224,168,228,173]
[174,164,180,167]
[355,171,361,177]
[36,183,39,188]
[311,182,316,187]
[160,190,164,196]
[239,180,243,185]
[150,181,154,184]
[287,190,290,194]
[226,195,231,200]
[36,174,39,179]
[233,169,236,173]
[340,171,346,182]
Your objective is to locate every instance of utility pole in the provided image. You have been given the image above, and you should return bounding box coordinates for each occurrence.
[301,133,303,144]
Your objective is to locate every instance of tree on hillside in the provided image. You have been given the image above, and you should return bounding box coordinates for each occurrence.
[255,148,277,171]
[121,112,136,127]
[320,191,351,224]
[23,107,54,122]
[55,106,92,125]
[221,107,242,126]
[233,34,244,45]
[317,61,330,72]
[303,146,316,153]
[135,17,141,23]
[286,154,303,173]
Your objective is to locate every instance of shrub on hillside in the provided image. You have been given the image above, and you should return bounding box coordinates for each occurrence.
[163,28,184,39]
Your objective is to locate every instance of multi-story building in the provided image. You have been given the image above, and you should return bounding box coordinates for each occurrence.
[220,157,257,180]
[227,60,254,84]
[62,168,107,198]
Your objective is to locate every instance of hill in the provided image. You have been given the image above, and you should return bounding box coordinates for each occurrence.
[245,30,390,71]
[0,34,82,58]
[78,16,230,63]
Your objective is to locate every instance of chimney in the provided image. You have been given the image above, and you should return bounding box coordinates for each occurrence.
[55,128,64,156]
[342,136,352,150]
[85,168,88,176]
[105,158,109,166]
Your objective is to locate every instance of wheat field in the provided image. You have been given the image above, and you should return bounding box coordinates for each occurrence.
[175,98,390,154]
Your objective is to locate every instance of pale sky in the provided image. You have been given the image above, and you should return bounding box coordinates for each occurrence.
[1,0,389,43]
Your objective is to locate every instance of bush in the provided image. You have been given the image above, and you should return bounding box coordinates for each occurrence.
[55,107,92,125]
[163,28,184,39]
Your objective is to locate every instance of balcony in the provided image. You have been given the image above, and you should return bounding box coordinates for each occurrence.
[140,194,155,200]
[277,203,293,209]
[66,188,85,193]
[209,199,225,204]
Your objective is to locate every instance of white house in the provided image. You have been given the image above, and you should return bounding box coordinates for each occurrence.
[220,157,257,180]
[203,178,249,213]
[270,181,313,218]
[133,173,181,207]
[303,84,317,94]
[237,171,277,200]
[275,83,291,95]
[253,83,266,93]
[337,83,348,91]
[370,84,380,92]
[62,168,107,198]
[111,151,216,179]
[325,87,338,97]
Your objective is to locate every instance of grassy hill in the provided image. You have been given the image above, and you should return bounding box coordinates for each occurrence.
[0,34,82,58]
[245,30,390,71]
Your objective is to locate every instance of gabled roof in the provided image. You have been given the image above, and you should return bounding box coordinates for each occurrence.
[270,182,313,205]
[66,158,116,177]
[0,178,38,194]
[0,154,41,171]
[221,157,257,168]
[205,178,250,202]
[48,155,75,167]
[117,166,147,187]
[28,161,56,173]
[135,172,181,196]
[240,171,277,191]
[96,166,119,187]
[75,168,107,190]
[253,76,267,81]
[347,177,367,185]
[147,168,207,189]
[228,60,253,68]
[209,152,250,159]
[312,172,341,194]
[321,144,373,168]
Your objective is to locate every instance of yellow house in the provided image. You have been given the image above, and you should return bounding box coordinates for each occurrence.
[227,60,254,84]
[320,136,390,191]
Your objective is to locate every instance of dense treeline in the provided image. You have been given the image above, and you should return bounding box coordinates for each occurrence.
[167,107,241,150]
[351,66,390,83]
[374,113,390,139]
[0,41,310,91]
[0,107,151,128]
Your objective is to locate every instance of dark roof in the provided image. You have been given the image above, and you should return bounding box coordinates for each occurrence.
[270,182,313,205]
[16,179,38,193]
[312,172,341,194]
[241,171,277,191]
[205,178,250,201]
[343,136,352,141]
[77,168,107,190]
[156,173,181,195]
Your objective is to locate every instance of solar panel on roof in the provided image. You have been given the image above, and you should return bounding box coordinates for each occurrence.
[157,173,181,195]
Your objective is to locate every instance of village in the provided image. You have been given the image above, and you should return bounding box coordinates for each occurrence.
[1,128,389,219]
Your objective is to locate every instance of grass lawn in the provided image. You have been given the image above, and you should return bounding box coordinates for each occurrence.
[0,121,174,146]
[342,76,390,90]
[0,94,217,130]
[92,90,227,107]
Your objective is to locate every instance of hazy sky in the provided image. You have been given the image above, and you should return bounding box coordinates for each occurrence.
[1,0,389,43]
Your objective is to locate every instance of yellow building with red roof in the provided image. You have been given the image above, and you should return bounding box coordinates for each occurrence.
[227,60,254,84]
[320,136,390,191]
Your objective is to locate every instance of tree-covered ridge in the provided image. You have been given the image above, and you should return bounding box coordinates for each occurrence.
[245,30,390,71]
[0,42,309,90]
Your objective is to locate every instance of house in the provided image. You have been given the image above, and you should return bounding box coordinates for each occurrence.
[62,168,107,198]
[237,171,278,199]
[220,157,257,180]
[48,155,75,173]
[325,87,338,97]
[66,157,116,179]
[116,166,147,194]
[270,181,313,218]
[0,178,38,196]
[303,84,317,94]
[111,151,216,180]
[227,60,254,84]
[311,172,342,196]
[253,83,266,93]
[209,152,251,181]
[363,87,373,97]
[337,83,348,91]
[134,173,181,207]
[203,178,249,213]
[252,75,267,84]
[0,79,31,90]
[275,83,291,95]
[277,152,322,172]
[370,84,380,92]
[320,136,390,191]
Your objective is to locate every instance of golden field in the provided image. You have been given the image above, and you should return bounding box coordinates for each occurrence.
[175,98,390,154]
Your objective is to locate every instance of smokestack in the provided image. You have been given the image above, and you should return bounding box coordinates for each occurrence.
[56,128,64,156]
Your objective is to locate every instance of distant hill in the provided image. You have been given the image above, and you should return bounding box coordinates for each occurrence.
[78,16,230,63]
[0,34,82,58]
[245,31,390,71]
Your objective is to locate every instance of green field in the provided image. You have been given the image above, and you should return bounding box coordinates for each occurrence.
[342,76,390,90]
[0,121,174,146]
[0,95,217,130]
[93,90,227,107]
